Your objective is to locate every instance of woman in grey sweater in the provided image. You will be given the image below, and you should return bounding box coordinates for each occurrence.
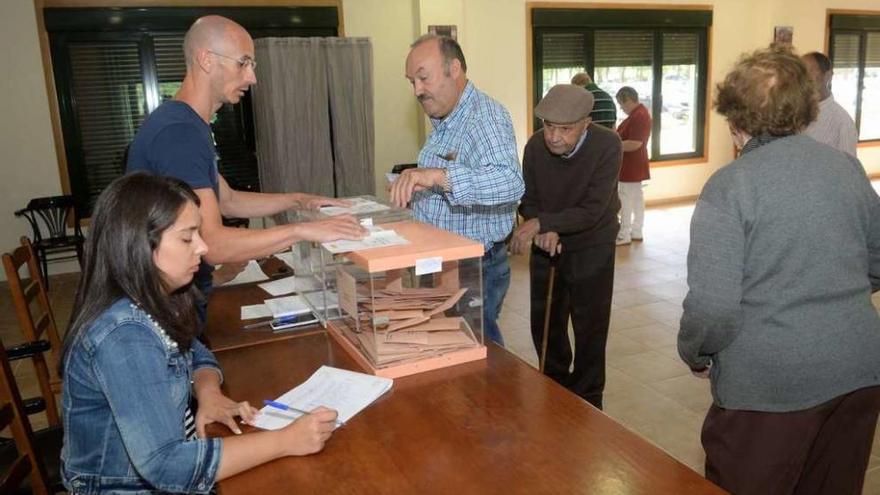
[678,46,880,495]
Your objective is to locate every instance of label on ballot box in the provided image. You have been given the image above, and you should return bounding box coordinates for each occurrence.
[415,256,443,276]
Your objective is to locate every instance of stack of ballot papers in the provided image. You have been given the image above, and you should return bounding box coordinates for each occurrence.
[337,286,480,366]
[253,366,393,430]
[240,303,273,320]
[257,275,324,297]
[263,292,340,318]
[264,295,312,317]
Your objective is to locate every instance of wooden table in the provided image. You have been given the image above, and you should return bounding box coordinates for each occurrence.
[205,257,324,352]
[209,332,725,494]
[205,283,324,352]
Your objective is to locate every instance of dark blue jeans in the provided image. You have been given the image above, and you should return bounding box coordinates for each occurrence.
[482,242,511,346]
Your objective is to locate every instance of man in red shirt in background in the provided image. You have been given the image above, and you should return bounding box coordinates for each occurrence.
[615,86,651,246]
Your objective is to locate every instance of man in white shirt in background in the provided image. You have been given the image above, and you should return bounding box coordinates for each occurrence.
[802,51,859,157]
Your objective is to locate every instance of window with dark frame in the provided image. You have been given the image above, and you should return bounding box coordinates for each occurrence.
[829,14,880,142]
[45,7,338,216]
[532,8,711,162]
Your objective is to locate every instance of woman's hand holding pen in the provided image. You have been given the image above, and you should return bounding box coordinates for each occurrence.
[282,406,339,455]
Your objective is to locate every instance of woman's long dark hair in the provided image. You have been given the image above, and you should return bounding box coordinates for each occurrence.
[61,173,202,372]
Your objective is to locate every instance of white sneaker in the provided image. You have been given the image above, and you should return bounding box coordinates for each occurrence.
[616,235,631,246]
[631,232,643,242]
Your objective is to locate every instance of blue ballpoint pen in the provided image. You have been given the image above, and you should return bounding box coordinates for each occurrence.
[263,400,346,427]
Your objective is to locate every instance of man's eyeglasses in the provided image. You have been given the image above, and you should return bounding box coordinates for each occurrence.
[208,50,257,71]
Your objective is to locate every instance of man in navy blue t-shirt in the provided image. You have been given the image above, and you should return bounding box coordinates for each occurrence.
[128,15,365,315]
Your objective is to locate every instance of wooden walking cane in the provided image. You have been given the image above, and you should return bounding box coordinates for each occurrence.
[539,244,561,373]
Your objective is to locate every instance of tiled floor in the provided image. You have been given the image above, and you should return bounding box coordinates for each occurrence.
[498,202,880,495]
[3,201,880,493]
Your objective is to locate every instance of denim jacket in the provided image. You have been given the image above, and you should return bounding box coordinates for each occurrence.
[61,298,223,494]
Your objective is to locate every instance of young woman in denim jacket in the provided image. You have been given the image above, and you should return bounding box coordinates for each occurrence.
[60,173,339,494]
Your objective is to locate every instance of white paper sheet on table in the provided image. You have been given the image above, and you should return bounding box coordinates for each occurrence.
[220,260,269,286]
[253,366,393,430]
[319,197,390,217]
[263,293,340,319]
[258,276,324,296]
[321,228,409,254]
[240,304,272,320]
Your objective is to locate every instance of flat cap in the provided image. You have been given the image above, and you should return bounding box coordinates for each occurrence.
[534,84,595,124]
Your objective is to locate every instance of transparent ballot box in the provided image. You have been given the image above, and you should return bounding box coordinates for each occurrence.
[286,196,411,323]
[324,221,487,378]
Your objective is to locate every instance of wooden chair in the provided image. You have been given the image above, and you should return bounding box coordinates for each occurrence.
[2,237,62,426]
[14,195,84,290]
[0,400,34,493]
[0,340,63,494]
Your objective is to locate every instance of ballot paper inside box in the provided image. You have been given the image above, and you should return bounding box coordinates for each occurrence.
[324,220,487,378]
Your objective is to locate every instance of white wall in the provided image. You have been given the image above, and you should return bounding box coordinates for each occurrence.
[0,0,71,280]
[342,0,423,199]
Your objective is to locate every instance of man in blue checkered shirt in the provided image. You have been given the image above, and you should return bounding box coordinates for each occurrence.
[390,34,524,347]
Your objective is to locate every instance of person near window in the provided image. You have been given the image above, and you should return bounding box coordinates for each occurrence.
[390,34,524,347]
[61,173,339,494]
[571,72,617,130]
[510,84,621,409]
[614,86,651,246]
[801,51,859,158]
[679,46,880,495]
[127,16,366,323]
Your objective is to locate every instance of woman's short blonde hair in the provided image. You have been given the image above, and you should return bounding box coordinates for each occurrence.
[714,46,818,136]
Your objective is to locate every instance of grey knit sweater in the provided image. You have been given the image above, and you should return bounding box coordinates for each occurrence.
[678,134,880,412]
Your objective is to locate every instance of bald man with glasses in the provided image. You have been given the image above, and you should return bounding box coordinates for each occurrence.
[128,15,365,322]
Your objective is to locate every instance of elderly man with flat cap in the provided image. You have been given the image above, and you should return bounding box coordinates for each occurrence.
[511,84,622,408]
